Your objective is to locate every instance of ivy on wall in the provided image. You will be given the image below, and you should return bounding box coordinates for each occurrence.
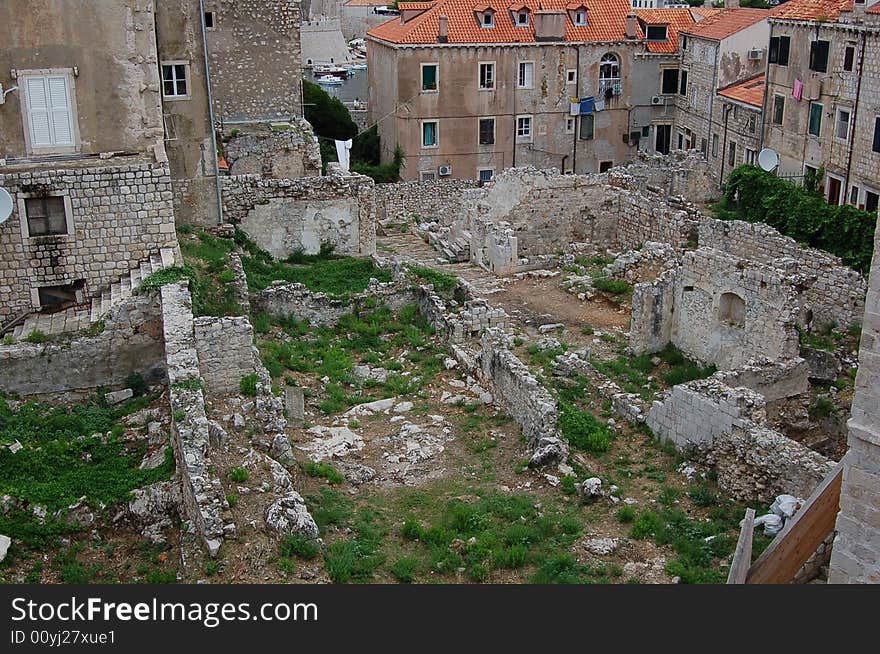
[713,165,876,274]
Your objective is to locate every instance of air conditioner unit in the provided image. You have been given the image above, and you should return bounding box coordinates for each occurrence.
[438,165,452,176]
[651,95,665,105]
[748,48,763,61]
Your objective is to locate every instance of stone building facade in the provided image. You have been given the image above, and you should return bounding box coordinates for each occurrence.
[764,0,880,210]
[672,8,769,184]
[0,1,177,322]
[366,3,714,180]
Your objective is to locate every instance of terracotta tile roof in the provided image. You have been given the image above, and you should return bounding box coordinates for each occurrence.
[681,7,769,40]
[689,7,720,18]
[368,0,697,49]
[636,8,702,53]
[717,74,765,108]
[344,0,394,6]
[398,1,437,8]
[768,0,853,22]
[870,2,880,13]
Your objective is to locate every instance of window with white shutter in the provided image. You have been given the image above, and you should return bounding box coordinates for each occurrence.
[19,70,77,154]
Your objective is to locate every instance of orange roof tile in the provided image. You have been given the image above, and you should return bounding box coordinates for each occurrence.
[398,1,437,8]
[870,2,880,13]
[368,0,697,48]
[344,0,394,6]
[769,0,852,22]
[717,74,765,108]
[681,8,769,40]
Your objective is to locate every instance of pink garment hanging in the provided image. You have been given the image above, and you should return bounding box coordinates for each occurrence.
[792,79,803,101]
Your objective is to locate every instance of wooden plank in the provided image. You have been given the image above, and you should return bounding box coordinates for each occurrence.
[746,460,844,584]
[727,508,756,584]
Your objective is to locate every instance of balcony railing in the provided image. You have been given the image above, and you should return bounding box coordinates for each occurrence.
[598,79,622,105]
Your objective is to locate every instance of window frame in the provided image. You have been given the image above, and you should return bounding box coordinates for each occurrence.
[769,36,790,66]
[420,62,439,93]
[481,11,495,27]
[161,60,191,100]
[566,117,575,134]
[808,102,823,138]
[809,40,830,73]
[17,192,75,239]
[17,68,80,156]
[204,11,215,30]
[419,171,436,181]
[478,61,496,90]
[421,120,439,149]
[843,44,855,72]
[711,133,719,157]
[517,61,534,89]
[645,25,668,41]
[772,94,785,126]
[478,117,496,145]
[679,68,688,96]
[566,69,577,85]
[478,168,495,183]
[835,107,852,142]
[574,10,587,26]
[579,114,594,141]
[515,10,529,26]
[748,113,757,134]
[516,114,533,143]
[727,140,737,168]
[660,68,679,95]
[872,115,880,154]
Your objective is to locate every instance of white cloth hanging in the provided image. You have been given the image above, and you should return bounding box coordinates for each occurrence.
[335,139,353,172]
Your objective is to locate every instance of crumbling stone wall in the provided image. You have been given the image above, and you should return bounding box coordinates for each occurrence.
[222,119,321,178]
[375,179,479,224]
[648,378,834,502]
[160,281,226,556]
[631,248,801,370]
[194,316,260,397]
[221,172,376,257]
[608,150,719,204]
[829,203,880,583]
[0,160,177,320]
[206,0,302,121]
[0,292,165,396]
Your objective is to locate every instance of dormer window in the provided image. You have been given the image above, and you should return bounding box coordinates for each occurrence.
[483,11,495,27]
[574,10,587,25]
[646,24,668,41]
[516,10,529,26]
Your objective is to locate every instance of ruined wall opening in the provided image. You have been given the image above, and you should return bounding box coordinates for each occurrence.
[719,292,746,328]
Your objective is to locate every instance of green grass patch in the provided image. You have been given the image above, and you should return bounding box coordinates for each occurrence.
[300,461,345,485]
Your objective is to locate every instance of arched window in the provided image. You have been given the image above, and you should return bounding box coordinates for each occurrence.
[719,292,746,327]
[599,53,620,81]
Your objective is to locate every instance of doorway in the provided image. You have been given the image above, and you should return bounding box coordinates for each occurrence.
[655,124,671,155]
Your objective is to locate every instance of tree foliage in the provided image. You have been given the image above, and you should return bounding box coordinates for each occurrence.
[303,80,357,141]
[714,165,876,273]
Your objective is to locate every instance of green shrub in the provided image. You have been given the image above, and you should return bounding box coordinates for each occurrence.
[124,372,147,397]
[280,534,321,560]
[239,373,259,397]
[558,400,613,453]
[390,556,419,583]
[616,505,636,523]
[218,269,236,284]
[592,277,632,295]
[25,330,48,344]
[300,461,345,484]
[229,467,249,483]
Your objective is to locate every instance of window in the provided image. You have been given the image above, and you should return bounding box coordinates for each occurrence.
[677,132,684,150]
[599,53,620,81]
[516,11,529,26]
[748,114,757,134]
[700,138,708,157]
[420,171,436,181]
[809,40,829,73]
[566,118,575,134]
[23,196,69,237]
[719,292,746,328]
[679,69,688,96]
[516,115,533,142]
[20,71,77,153]
[711,133,719,157]
[482,11,494,27]
[728,141,737,167]
[599,161,613,173]
[479,62,495,90]
[772,95,784,125]
[768,36,790,66]
[422,121,438,148]
[844,45,855,72]
[646,25,667,41]
[836,108,851,140]
[866,191,879,213]
[478,118,495,145]
[661,69,679,95]
[37,281,84,311]
[478,169,494,182]
[518,61,534,89]
[873,116,880,153]
[809,102,823,137]
[204,11,214,29]
[566,69,577,84]
[574,10,587,26]
[161,62,189,99]
[579,114,594,140]
[745,148,756,165]
[421,63,438,91]
[850,185,860,205]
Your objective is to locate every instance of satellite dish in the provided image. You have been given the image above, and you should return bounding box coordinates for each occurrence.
[0,187,13,225]
[757,148,779,172]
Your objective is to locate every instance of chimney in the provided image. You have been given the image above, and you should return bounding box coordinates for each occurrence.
[702,0,711,7]
[438,15,448,43]
[726,0,740,8]
[534,11,566,41]
[852,0,867,18]
[625,13,638,39]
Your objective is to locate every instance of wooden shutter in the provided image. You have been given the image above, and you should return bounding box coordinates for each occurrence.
[25,74,74,148]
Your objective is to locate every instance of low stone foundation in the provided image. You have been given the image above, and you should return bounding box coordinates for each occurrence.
[194,316,261,398]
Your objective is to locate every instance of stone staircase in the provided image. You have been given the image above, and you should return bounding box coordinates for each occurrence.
[9,247,178,341]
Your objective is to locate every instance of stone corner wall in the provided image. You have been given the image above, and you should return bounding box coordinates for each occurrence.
[223,118,321,178]
[193,316,260,398]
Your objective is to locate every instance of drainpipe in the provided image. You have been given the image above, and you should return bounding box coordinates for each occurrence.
[199,0,224,225]
[719,103,731,182]
[843,30,866,204]
[758,21,772,152]
[572,46,580,173]
[512,54,517,168]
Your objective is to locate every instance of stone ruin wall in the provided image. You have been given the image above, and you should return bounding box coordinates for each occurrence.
[0,292,166,397]
[374,179,479,225]
[194,316,261,398]
[222,119,322,179]
[221,172,376,258]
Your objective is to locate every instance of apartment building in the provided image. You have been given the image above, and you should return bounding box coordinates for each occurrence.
[366,0,715,180]
[672,6,769,183]
[763,0,880,211]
